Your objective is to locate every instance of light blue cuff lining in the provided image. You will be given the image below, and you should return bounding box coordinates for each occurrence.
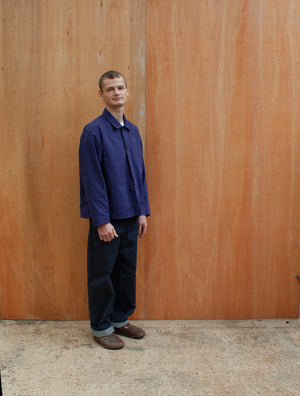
[111,320,129,328]
[91,325,114,337]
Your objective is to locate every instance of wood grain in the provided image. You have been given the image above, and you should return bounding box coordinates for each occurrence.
[0,0,146,319]
[145,0,300,319]
[1,0,300,320]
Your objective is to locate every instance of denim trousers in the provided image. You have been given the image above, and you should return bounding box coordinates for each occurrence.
[87,217,138,337]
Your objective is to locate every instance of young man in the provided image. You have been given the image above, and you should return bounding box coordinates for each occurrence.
[79,70,150,350]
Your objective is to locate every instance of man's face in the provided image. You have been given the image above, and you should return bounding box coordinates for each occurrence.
[99,77,129,108]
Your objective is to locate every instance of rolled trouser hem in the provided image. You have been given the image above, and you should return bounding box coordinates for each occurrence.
[111,320,129,328]
[91,325,114,337]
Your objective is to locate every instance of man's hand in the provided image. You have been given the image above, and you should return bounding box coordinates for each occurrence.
[97,223,118,242]
[138,215,147,239]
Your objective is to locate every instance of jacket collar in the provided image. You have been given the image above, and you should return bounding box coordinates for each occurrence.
[102,108,131,130]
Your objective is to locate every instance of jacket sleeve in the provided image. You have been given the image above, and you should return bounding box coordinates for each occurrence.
[79,126,110,227]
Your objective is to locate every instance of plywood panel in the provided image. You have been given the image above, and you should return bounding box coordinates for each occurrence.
[0,0,146,319]
[1,0,300,321]
[145,0,300,319]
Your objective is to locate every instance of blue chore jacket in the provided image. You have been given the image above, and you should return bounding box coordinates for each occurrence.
[79,108,150,227]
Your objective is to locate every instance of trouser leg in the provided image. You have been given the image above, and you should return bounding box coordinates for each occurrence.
[110,217,139,326]
[87,221,120,336]
[87,217,139,336]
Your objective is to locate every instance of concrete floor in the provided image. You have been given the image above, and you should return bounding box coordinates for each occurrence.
[0,320,299,395]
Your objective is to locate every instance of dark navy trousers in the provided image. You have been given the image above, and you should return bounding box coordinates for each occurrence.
[87,217,139,337]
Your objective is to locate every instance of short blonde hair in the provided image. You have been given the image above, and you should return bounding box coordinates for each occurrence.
[98,70,127,93]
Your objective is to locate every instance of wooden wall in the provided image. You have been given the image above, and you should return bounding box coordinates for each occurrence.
[0,0,146,319]
[1,0,300,320]
[145,0,300,319]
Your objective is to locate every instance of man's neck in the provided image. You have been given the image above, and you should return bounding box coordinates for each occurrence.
[105,106,124,124]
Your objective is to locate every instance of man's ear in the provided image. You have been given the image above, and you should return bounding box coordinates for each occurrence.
[98,90,103,99]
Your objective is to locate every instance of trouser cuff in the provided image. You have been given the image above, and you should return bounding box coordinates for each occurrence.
[111,320,129,328]
[91,325,114,337]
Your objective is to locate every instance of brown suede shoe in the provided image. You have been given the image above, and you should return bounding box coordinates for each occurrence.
[114,323,145,339]
[93,333,125,350]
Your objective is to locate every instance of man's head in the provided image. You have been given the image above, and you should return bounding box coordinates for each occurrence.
[98,70,129,110]
[98,70,127,93]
